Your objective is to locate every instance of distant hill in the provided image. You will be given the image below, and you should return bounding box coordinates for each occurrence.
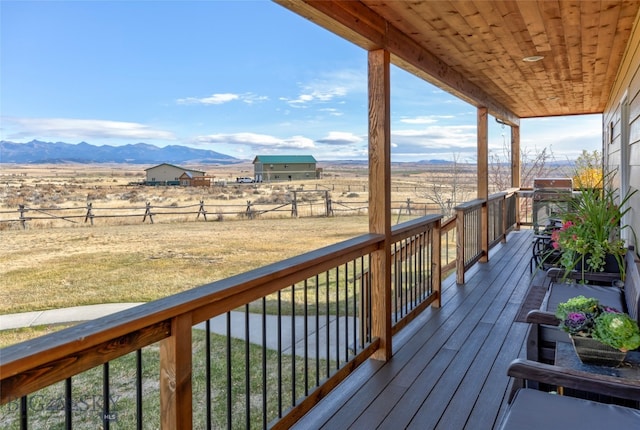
[0,140,242,164]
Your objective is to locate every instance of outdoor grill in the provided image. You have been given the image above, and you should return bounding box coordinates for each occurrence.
[532,178,574,234]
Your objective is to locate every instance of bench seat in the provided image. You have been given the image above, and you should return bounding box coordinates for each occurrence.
[498,388,640,429]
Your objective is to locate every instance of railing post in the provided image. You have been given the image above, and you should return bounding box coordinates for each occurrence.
[456,207,465,285]
[160,314,193,430]
[501,196,508,242]
[480,201,489,262]
[432,218,442,308]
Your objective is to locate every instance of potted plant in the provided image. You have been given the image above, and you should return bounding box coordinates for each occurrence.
[555,295,640,366]
[550,172,636,281]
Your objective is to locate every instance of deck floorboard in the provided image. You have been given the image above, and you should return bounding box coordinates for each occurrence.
[291,229,536,430]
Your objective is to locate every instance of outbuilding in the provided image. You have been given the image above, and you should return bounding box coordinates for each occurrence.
[145,163,206,186]
[253,155,318,182]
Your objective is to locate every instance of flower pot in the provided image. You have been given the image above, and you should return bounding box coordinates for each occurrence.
[575,252,622,274]
[570,335,626,366]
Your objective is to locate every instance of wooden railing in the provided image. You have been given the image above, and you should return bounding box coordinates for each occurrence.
[0,216,442,429]
[454,190,520,284]
[0,184,527,429]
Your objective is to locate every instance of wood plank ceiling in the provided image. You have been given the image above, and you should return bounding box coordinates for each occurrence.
[275,1,640,123]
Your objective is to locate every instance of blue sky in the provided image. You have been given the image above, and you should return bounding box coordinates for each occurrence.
[1,0,602,163]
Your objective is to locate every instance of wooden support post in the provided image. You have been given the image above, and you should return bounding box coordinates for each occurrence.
[368,49,392,361]
[477,107,489,262]
[511,125,522,228]
[160,314,193,430]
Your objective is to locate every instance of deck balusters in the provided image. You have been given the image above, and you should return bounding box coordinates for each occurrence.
[261,297,267,429]
[102,363,109,430]
[1,216,447,429]
[204,321,211,430]
[277,290,283,418]
[226,312,232,428]
[65,377,72,430]
[303,279,309,397]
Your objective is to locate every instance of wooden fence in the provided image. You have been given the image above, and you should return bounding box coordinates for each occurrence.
[0,196,443,229]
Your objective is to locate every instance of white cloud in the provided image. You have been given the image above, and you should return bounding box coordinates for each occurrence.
[194,132,315,150]
[2,117,176,141]
[392,125,477,151]
[241,93,269,105]
[177,93,239,105]
[176,92,268,105]
[284,86,348,107]
[282,69,365,108]
[316,131,363,146]
[399,115,455,124]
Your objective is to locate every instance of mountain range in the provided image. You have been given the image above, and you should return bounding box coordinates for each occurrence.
[0,140,242,164]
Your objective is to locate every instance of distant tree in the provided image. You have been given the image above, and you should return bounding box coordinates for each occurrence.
[489,132,560,191]
[419,153,473,218]
[572,149,602,188]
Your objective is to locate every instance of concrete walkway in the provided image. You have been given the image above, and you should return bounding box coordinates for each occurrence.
[0,303,145,331]
[1,304,359,360]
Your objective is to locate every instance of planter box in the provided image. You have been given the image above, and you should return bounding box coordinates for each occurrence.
[570,335,626,367]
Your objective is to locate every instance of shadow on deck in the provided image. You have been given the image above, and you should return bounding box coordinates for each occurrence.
[292,229,535,430]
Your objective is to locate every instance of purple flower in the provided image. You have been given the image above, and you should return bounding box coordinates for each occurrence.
[567,312,586,323]
[563,311,592,334]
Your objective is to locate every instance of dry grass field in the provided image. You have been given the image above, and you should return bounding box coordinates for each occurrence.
[0,162,471,345]
[0,163,456,301]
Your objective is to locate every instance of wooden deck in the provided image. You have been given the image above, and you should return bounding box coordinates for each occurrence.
[291,228,535,430]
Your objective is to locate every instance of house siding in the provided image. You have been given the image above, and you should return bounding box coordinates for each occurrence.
[145,163,205,186]
[253,155,317,182]
[604,10,640,245]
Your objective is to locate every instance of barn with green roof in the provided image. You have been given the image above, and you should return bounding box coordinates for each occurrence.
[252,155,318,182]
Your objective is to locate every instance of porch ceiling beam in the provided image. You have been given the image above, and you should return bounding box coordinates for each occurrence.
[275,0,520,126]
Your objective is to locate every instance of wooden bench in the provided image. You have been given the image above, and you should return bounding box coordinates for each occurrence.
[498,358,640,429]
[525,249,640,363]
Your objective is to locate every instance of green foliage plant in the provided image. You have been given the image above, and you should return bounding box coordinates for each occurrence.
[593,311,640,352]
[555,295,640,352]
[551,170,636,281]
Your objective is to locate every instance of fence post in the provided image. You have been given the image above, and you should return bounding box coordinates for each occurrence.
[325,191,333,216]
[84,202,94,225]
[406,198,412,215]
[291,192,298,217]
[245,200,254,219]
[196,200,207,221]
[143,202,154,224]
[18,204,26,229]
